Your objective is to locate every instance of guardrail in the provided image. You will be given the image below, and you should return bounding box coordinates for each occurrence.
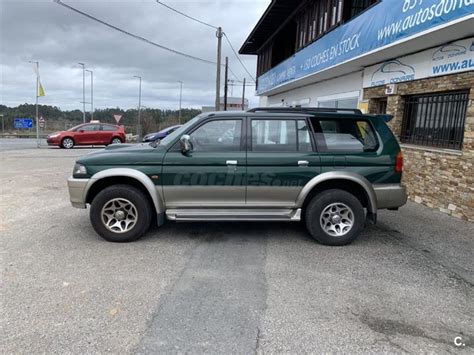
[0,134,50,139]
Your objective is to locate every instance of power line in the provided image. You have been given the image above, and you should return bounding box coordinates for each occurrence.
[155,1,218,30]
[223,33,256,83]
[154,0,255,83]
[228,81,255,87]
[227,66,242,82]
[53,0,217,66]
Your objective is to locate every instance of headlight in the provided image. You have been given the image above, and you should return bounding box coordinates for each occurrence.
[73,163,88,176]
[48,133,59,138]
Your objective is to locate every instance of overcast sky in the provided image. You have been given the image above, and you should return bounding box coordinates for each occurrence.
[0,0,269,111]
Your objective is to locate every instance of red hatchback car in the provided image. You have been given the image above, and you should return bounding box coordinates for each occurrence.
[47,123,126,149]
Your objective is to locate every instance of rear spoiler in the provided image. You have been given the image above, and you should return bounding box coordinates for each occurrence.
[373,114,394,122]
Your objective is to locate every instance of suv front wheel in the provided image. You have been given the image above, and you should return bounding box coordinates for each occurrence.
[305,189,364,246]
[90,184,152,242]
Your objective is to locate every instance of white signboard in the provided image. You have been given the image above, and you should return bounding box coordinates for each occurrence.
[113,114,122,123]
[363,38,474,88]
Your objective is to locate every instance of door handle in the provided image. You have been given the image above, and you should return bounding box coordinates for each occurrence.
[226,160,238,166]
[298,160,309,167]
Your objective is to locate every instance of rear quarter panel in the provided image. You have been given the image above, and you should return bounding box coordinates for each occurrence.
[317,116,402,184]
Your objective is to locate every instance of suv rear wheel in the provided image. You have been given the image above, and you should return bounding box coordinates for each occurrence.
[90,184,152,242]
[111,137,122,144]
[305,189,364,246]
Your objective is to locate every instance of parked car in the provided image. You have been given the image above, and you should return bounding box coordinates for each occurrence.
[47,122,125,149]
[142,125,182,142]
[67,108,407,245]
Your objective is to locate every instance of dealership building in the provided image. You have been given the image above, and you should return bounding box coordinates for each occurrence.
[240,0,474,221]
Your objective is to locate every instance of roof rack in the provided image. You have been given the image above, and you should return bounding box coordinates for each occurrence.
[247,107,362,115]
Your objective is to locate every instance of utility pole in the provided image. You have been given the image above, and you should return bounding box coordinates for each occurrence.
[78,62,86,123]
[29,60,40,147]
[242,78,246,111]
[133,76,142,141]
[224,56,228,111]
[86,69,93,120]
[178,80,183,124]
[215,26,223,111]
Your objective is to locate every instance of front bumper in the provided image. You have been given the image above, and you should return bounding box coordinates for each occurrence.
[47,137,60,145]
[373,184,407,210]
[67,177,90,208]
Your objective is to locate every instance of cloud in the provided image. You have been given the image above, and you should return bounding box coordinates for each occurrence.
[0,0,269,110]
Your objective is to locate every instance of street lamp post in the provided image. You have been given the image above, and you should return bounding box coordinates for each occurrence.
[133,76,142,141]
[85,69,93,121]
[215,27,222,111]
[29,60,40,147]
[178,80,183,124]
[78,63,86,123]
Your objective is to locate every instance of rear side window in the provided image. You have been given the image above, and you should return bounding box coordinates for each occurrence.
[313,119,378,153]
[80,124,101,131]
[102,125,117,131]
[251,119,297,152]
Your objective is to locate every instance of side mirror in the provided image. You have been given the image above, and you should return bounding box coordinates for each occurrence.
[180,134,193,154]
[79,129,84,133]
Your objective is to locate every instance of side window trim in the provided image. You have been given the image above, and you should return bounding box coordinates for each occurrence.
[298,117,316,152]
[306,116,318,152]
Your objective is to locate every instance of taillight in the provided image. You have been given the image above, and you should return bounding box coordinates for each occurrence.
[395,151,403,173]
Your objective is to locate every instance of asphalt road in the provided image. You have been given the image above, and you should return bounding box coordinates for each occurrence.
[1,142,473,353]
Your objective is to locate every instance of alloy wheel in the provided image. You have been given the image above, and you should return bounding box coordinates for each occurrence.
[101,198,138,233]
[62,138,74,149]
[319,202,354,237]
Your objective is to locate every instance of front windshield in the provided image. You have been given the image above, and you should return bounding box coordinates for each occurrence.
[157,113,206,146]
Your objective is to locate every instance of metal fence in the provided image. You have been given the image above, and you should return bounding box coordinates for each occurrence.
[400,91,469,150]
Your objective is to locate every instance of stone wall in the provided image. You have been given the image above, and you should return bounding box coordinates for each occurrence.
[364,72,474,222]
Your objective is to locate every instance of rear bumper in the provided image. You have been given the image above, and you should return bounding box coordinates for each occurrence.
[373,184,407,210]
[67,177,90,208]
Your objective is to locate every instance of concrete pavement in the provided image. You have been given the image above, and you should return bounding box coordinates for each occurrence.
[1,145,473,353]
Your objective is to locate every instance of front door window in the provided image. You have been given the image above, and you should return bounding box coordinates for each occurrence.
[190,120,242,152]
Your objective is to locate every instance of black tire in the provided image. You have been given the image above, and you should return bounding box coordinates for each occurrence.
[90,184,152,242]
[111,137,122,144]
[305,189,365,246]
[61,137,74,149]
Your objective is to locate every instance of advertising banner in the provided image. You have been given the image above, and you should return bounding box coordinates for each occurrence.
[256,0,473,95]
[363,37,474,87]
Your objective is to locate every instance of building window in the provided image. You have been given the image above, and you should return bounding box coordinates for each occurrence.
[296,0,345,50]
[400,91,469,150]
[318,97,359,109]
[344,0,378,20]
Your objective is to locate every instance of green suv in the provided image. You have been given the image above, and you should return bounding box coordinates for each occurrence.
[68,108,407,246]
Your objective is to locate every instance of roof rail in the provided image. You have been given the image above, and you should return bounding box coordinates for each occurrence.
[247,107,362,115]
